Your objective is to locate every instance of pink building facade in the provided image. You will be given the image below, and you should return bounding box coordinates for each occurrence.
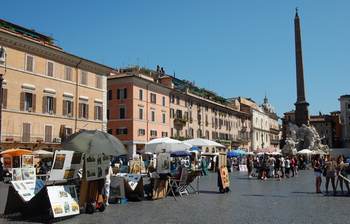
[107,74,170,157]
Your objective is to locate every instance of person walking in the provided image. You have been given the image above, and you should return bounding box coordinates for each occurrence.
[285,157,291,178]
[281,156,285,178]
[275,156,281,179]
[313,155,322,193]
[324,156,337,195]
[336,155,350,195]
[247,155,253,178]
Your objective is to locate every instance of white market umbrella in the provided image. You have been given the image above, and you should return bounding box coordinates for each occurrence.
[145,137,192,154]
[312,150,326,155]
[183,138,225,148]
[297,149,313,155]
[32,149,54,157]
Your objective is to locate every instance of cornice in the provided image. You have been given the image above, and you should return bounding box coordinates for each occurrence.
[0,30,112,75]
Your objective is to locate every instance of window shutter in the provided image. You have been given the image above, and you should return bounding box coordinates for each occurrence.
[2,88,7,109]
[71,101,74,117]
[42,96,47,113]
[20,92,25,111]
[53,97,57,114]
[63,100,67,115]
[94,106,97,120]
[86,104,89,119]
[79,103,82,118]
[124,88,127,99]
[117,89,120,99]
[32,94,36,112]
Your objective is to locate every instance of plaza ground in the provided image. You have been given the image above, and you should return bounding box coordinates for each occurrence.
[1,170,349,224]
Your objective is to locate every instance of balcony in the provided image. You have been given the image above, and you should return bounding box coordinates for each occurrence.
[174,117,187,128]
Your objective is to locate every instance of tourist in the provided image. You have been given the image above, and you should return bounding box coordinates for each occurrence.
[324,155,337,195]
[291,157,296,177]
[285,157,290,178]
[275,156,281,179]
[336,155,350,194]
[103,163,113,205]
[0,157,3,181]
[313,155,322,193]
[267,156,275,178]
[260,156,267,180]
[281,156,285,178]
[247,155,253,178]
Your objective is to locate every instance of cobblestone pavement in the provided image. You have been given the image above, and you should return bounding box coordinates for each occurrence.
[1,170,350,224]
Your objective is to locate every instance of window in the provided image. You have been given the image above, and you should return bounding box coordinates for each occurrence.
[138,129,145,136]
[22,123,31,142]
[65,66,72,81]
[94,105,102,120]
[79,103,89,119]
[23,92,34,112]
[170,108,174,118]
[162,96,166,106]
[139,89,143,100]
[150,93,156,104]
[150,130,157,137]
[96,75,102,89]
[139,108,143,120]
[162,113,166,124]
[26,55,34,72]
[119,106,126,119]
[47,61,54,77]
[44,125,52,143]
[176,110,182,119]
[44,96,55,114]
[117,88,127,99]
[64,127,73,138]
[116,128,128,135]
[170,95,175,103]
[107,109,110,120]
[162,132,168,137]
[176,96,180,105]
[108,90,112,100]
[107,129,113,134]
[256,132,259,141]
[80,70,87,85]
[151,111,155,122]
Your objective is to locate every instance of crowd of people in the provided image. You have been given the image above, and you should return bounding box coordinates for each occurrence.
[313,154,350,195]
[245,154,307,180]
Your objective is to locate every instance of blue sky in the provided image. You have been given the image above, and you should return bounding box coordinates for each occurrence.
[2,1,350,116]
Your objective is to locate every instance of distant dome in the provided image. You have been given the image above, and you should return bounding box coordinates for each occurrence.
[261,96,275,113]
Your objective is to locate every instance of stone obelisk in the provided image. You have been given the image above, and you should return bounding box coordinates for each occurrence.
[294,8,309,127]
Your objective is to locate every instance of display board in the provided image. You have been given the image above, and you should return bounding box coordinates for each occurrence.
[49,150,83,181]
[219,167,230,189]
[157,153,170,174]
[10,179,45,202]
[218,153,227,168]
[85,154,110,181]
[46,185,79,218]
[11,168,36,181]
[239,165,248,172]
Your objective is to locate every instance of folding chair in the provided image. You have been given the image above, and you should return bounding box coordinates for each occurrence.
[173,168,189,197]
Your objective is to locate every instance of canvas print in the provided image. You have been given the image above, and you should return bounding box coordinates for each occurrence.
[53,154,66,169]
[52,204,64,215]
[22,168,35,180]
[22,155,34,168]
[12,168,22,181]
[3,157,12,168]
[63,169,75,179]
[71,153,82,165]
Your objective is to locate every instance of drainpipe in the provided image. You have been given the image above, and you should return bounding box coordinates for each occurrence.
[74,60,82,133]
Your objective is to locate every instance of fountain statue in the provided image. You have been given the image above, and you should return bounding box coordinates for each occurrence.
[282,123,329,155]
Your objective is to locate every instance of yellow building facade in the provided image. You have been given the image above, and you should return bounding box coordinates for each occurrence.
[0,20,112,150]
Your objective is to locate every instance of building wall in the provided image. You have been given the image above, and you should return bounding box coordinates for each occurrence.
[107,76,170,157]
[0,43,108,148]
[339,96,350,148]
[251,108,271,151]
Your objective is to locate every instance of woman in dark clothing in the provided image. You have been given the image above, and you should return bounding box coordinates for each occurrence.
[313,156,322,193]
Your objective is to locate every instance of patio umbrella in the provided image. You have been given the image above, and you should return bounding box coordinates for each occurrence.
[227,150,246,158]
[183,138,224,147]
[170,150,191,157]
[32,149,54,157]
[145,137,192,154]
[62,130,127,156]
[0,148,32,157]
[297,149,313,155]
